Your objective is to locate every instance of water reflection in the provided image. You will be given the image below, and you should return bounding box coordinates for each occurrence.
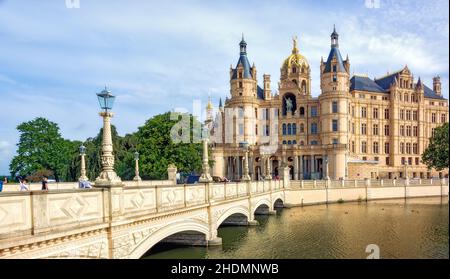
[143,197,448,259]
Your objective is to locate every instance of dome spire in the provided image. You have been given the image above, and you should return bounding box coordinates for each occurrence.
[331,24,339,48]
[292,35,299,54]
[240,33,247,54]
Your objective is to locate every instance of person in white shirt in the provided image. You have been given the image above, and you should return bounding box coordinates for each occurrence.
[19,179,29,191]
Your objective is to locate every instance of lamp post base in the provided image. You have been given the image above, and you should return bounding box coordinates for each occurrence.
[95,171,123,187]
[199,173,213,183]
[133,176,142,181]
[241,174,251,181]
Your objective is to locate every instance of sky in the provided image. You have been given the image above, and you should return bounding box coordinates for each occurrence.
[0,0,448,175]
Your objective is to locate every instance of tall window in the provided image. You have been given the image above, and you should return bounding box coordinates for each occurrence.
[299,123,304,133]
[282,124,286,135]
[352,122,355,134]
[292,123,297,135]
[406,126,411,137]
[415,157,419,165]
[386,157,390,165]
[352,141,355,153]
[255,124,258,135]
[311,140,318,145]
[400,125,405,136]
[384,142,390,154]
[361,141,367,153]
[373,108,378,119]
[441,114,447,123]
[384,125,390,136]
[406,110,411,120]
[299,107,305,116]
[332,120,338,132]
[361,123,367,135]
[431,113,436,123]
[332,102,338,113]
[361,107,367,118]
[239,124,244,135]
[413,110,418,121]
[413,143,418,154]
[413,126,418,137]
[400,109,404,120]
[287,123,292,135]
[373,124,379,135]
[238,107,244,118]
[406,143,411,154]
[333,74,337,82]
[384,108,389,119]
[373,142,379,154]
[311,123,318,134]
[400,142,405,154]
[265,125,270,136]
[352,106,355,117]
[239,82,243,88]
[311,106,318,117]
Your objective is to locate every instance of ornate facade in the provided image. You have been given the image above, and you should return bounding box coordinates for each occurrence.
[209,28,449,180]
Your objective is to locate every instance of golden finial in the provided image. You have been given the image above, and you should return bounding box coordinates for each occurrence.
[207,95,213,110]
[292,35,299,54]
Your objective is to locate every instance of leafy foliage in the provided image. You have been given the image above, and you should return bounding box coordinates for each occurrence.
[422,123,449,171]
[9,113,204,182]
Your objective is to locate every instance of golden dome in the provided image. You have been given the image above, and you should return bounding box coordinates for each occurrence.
[206,96,213,110]
[282,36,309,69]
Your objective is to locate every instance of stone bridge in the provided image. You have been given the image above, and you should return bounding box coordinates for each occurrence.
[0,179,286,259]
[1,177,448,259]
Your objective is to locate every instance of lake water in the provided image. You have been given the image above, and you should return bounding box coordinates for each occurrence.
[143,197,449,259]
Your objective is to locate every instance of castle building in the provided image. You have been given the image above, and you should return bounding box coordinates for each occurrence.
[209,28,448,180]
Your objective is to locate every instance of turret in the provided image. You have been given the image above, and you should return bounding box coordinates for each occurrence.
[433,75,442,96]
[263,74,272,100]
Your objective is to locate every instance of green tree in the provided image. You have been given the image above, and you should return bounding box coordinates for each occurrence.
[135,112,203,180]
[422,123,449,171]
[9,117,75,182]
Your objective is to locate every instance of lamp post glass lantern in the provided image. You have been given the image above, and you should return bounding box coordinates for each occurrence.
[96,86,116,112]
[95,86,122,186]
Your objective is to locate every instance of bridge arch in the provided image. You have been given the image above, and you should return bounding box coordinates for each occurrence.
[253,199,272,215]
[129,220,209,259]
[216,206,250,228]
[273,198,284,209]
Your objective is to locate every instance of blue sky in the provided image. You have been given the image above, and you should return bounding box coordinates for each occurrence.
[0,0,448,175]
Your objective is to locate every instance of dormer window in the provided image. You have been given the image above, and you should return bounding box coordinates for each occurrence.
[333,74,337,82]
[333,65,337,72]
[238,72,243,79]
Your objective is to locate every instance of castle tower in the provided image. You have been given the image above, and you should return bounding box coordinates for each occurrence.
[433,75,442,96]
[319,25,351,179]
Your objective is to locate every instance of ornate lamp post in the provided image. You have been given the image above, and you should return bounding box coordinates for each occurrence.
[133,151,142,181]
[79,144,89,181]
[240,141,251,181]
[324,155,330,180]
[95,86,122,187]
[199,128,213,183]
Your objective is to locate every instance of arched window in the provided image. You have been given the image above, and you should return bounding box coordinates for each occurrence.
[293,140,297,145]
[288,140,292,145]
[282,124,287,135]
[287,123,292,135]
[299,107,305,116]
[299,123,304,133]
[311,123,318,134]
[311,140,318,145]
[301,80,307,94]
[292,123,297,135]
[292,67,297,73]
[282,140,287,145]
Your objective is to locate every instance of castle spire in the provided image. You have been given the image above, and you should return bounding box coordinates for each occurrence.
[331,25,339,48]
[240,33,247,54]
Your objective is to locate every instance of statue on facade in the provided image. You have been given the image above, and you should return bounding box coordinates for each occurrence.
[285,97,293,114]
